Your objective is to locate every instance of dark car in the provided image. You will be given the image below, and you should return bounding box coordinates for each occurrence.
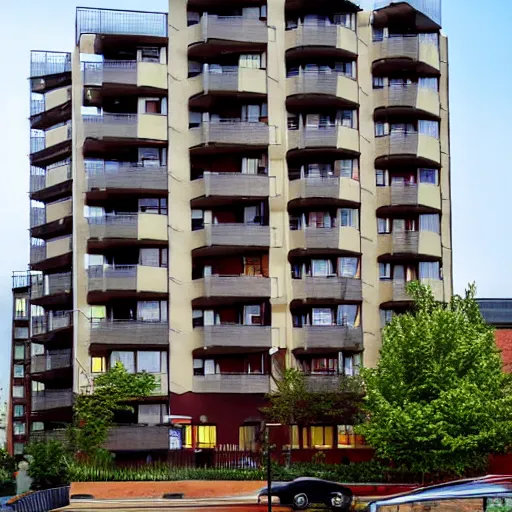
[258,477,353,510]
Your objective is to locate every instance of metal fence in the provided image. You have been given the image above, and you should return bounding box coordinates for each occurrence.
[374,0,441,26]
[9,486,69,512]
[30,51,72,78]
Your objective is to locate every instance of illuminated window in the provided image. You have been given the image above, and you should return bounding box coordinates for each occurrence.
[290,425,299,450]
[183,425,217,449]
[337,425,365,448]
[15,298,27,319]
[310,426,334,449]
[239,425,258,451]
[91,357,106,373]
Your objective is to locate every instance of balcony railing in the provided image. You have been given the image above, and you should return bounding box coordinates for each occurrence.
[32,389,73,411]
[30,236,72,266]
[12,271,31,290]
[76,7,168,43]
[198,276,271,298]
[86,161,167,191]
[285,23,357,55]
[190,121,269,147]
[203,223,271,248]
[31,349,72,374]
[31,312,73,337]
[373,34,440,70]
[83,114,138,139]
[30,164,72,196]
[292,277,362,301]
[289,176,360,203]
[202,15,267,44]
[293,326,363,351]
[200,172,269,198]
[374,0,441,27]
[30,51,72,78]
[89,321,169,346]
[31,272,72,300]
[83,60,137,86]
[199,325,273,349]
[193,374,271,393]
[88,215,138,239]
[288,125,359,152]
[87,265,137,292]
[106,425,170,451]
[375,132,441,165]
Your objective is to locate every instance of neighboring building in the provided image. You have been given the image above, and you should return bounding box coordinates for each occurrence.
[10,0,451,459]
[0,401,7,450]
[478,299,512,372]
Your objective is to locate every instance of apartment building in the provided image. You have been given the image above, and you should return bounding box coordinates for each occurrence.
[9,0,451,458]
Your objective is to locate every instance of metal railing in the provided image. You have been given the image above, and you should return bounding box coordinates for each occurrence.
[374,0,441,26]
[30,94,45,116]
[76,7,168,42]
[32,389,73,411]
[294,325,364,351]
[200,275,271,298]
[193,374,271,393]
[83,60,138,86]
[205,223,271,247]
[83,113,138,139]
[88,214,139,239]
[190,121,269,147]
[202,172,269,198]
[31,272,72,300]
[30,239,47,264]
[88,265,138,292]
[31,349,72,374]
[31,312,73,337]
[204,15,267,44]
[85,161,168,191]
[30,163,72,194]
[12,271,31,290]
[200,325,273,348]
[30,131,45,154]
[30,51,72,78]
[89,320,169,346]
[292,276,362,301]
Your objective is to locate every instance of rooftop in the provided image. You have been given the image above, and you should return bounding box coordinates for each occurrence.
[477,299,512,327]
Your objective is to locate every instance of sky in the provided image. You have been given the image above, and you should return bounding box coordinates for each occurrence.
[0,0,511,394]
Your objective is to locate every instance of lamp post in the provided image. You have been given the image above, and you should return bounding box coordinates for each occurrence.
[265,422,281,512]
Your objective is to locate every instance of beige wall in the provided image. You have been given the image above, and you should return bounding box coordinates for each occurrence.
[46,198,72,223]
[46,163,71,188]
[46,236,72,258]
[137,62,167,89]
[137,114,167,141]
[46,124,70,147]
[138,213,167,241]
[238,68,266,94]
[136,266,168,293]
[45,86,71,111]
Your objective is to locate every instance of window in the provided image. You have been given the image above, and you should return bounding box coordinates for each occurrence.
[144,98,166,114]
[14,443,24,456]
[137,301,168,322]
[91,356,106,373]
[31,422,44,432]
[379,263,391,280]
[242,158,259,175]
[14,327,29,339]
[32,381,44,392]
[191,209,204,231]
[290,425,299,450]
[311,357,338,374]
[90,305,106,321]
[244,256,264,276]
[139,248,168,268]
[13,386,24,398]
[111,351,135,373]
[419,77,438,90]
[312,308,332,326]
[419,168,438,185]
[244,305,262,325]
[418,120,439,138]
[338,110,356,128]
[242,104,266,123]
[239,425,259,451]
[334,13,354,29]
[335,159,359,180]
[311,260,330,277]
[288,115,299,130]
[137,351,162,373]
[373,28,384,41]
[337,425,364,448]
[14,344,25,360]
[139,404,167,424]
[381,309,394,326]
[309,426,333,449]
[139,198,167,214]
[184,425,217,449]
[337,305,359,327]
[373,76,385,89]
[343,353,362,376]
[419,214,440,233]
[378,218,391,234]
[13,365,24,378]
[239,54,262,69]
[140,47,161,63]
[376,169,388,186]
[375,122,388,137]
[14,405,24,418]
[339,208,359,229]
[335,61,354,78]
[14,422,26,436]
[15,297,27,319]
[338,257,360,278]
[419,262,441,280]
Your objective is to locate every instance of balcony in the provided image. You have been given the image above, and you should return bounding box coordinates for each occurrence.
[293,326,363,352]
[30,236,72,272]
[30,51,72,93]
[31,313,73,344]
[188,16,267,58]
[30,87,72,131]
[292,277,362,302]
[193,224,271,255]
[89,321,169,347]
[285,24,357,59]
[286,72,358,108]
[193,276,271,302]
[32,389,73,412]
[374,0,442,30]
[289,177,360,205]
[191,173,270,205]
[106,425,169,451]
[30,163,72,203]
[374,84,440,118]
[30,272,72,307]
[189,68,267,102]
[83,114,167,147]
[30,125,72,167]
[30,349,72,376]
[30,198,73,239]
[83,60,167,92]
[373,35,440,74]
[85,163,167,199]
[378,230,442,259]
[76,8,168,45]
[380,278,444,305]
[304,374,350,392]
[193,374,270,393]
[288,126,359,154]
[87,265,167,302]
[375,132,440,167]
[189,121,270,152]
[289,227,361,254]
[377,183,441,213]
[198,325,272,349]
[87,214,168,250]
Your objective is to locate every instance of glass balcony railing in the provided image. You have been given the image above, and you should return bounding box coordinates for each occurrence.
[374,0,441,27]
[30,51,72,78]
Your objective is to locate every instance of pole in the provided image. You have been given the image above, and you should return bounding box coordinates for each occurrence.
[266,426,272,512]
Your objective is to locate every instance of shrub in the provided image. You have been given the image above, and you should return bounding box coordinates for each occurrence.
[25,441,70,490]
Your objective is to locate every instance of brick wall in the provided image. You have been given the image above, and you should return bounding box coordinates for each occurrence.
[495,329,512,373]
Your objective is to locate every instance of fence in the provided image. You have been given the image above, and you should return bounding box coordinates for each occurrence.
[8,486,69,512]
[374,0,441,26]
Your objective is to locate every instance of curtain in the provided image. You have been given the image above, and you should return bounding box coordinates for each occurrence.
[379,263,391,279]
[418,120,440,139]
[312,308,332,325]
[378,218,390,234]
[195,425,216,448]
[137,351,161,373]
[419,77,439,90]
[242,158,258,174]
[375,122,388,136]
[419,262,440,280]
[111,351,135,373]
[137,301,166,322]
[338,257,359,277]
[239,425,258,451]
[239,54,261,69]
[419,168,438,185]
[337,305,358,326]
[419,214,440,233]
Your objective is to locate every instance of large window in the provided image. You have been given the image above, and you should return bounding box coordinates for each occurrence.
[14,422,26,436]
[15,298,28,319]
[419,214,440,233]
[137,301,168,322]
[109,351,167,374]
[419,262,441,280]
[14,344,25,360]
[307,426,334,449]
[13,386,24,398]
[339,208,359,229]
[184,425,217,449]
[239,425,259,451]
[139,248,168,268]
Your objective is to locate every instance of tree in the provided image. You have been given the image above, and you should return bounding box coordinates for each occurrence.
[264,368,363,427]
[69,362,157,457]
[25,440,69,490]
[358,282,512,476]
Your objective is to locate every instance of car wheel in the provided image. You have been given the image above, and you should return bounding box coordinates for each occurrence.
[292,493,309,509]
[329,492,350,510]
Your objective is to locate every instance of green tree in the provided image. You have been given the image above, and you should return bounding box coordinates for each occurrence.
[264,368,363,426]
[25,440,69,490]
[69,362,157,457]
[358,282,512,476]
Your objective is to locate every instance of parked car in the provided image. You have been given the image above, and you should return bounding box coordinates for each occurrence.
[258,477,353,510]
